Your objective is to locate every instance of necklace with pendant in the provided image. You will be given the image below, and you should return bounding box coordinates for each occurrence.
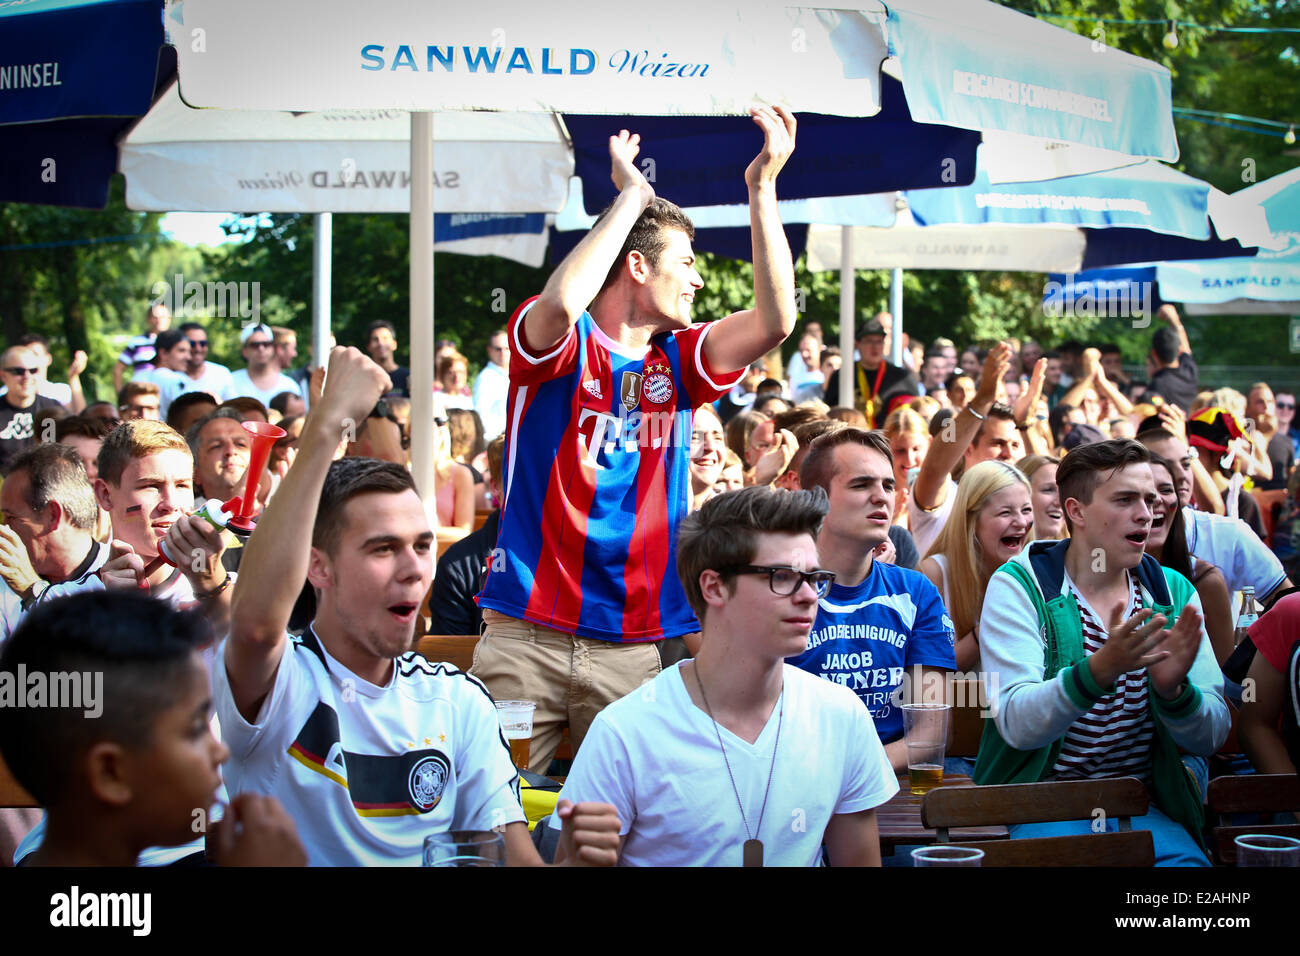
[694,662,784,867]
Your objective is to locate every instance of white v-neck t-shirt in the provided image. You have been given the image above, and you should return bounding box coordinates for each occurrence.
[558,661,898,866]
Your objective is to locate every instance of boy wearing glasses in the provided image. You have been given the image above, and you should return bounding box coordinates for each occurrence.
[556,486,897,866]
[0,346,65,475]
[795,428,956,770]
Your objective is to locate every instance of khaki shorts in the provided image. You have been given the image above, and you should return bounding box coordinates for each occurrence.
[470,610,663,773]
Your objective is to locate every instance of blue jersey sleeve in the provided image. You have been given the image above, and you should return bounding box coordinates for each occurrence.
[905,574,957,670]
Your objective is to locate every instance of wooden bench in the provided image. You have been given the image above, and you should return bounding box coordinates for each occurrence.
[416,634,572,761]
[1207,773,1300,865]
[922,777,1154,866]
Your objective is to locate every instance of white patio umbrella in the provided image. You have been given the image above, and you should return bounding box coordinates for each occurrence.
[120,80,570,377]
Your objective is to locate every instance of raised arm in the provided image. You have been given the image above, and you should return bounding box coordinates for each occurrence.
[66,350,87,414]
[913,343,1010,511]
[702,106,799,373]
[225,347,390,721]
[1158,304,1192,359]
[524,132,655,353]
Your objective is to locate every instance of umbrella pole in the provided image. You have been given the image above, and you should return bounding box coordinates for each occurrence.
[311,212,332,409]
[410,111,436,504]
[838,225,855,409]
[890,267,904,368]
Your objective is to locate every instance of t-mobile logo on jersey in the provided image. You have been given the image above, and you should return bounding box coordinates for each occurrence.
[576,407,693,467]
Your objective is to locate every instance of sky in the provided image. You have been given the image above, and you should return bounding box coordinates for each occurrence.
[159,211,243,247]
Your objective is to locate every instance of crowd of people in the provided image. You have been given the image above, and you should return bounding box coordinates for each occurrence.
[1,111,1298,867]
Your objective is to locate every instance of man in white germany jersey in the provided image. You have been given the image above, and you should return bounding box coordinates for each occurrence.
[216,346,620,866]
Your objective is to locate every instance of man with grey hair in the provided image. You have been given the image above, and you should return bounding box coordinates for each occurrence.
[0,444,106,644]
[187,408,254,504]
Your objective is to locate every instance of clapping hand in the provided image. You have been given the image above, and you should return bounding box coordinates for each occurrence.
[976,342,1012,407]
[67,350,88,379]
[1146,605,1204,699]
[1014,357,1047,426]
[1087,608,1171,689]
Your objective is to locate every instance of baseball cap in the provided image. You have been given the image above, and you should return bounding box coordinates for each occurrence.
[240,323,274,346]
[855,318,887,340]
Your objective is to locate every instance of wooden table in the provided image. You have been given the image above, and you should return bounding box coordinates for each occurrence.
[877,774,1008,851]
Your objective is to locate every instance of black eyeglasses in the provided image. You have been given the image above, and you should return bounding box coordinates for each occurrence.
[718,564,835,598]
[3,367,38,376]
[1277,401,1296,410]
[246,340,274,349]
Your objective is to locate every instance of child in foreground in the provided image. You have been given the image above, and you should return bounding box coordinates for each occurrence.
[0,591,304,866]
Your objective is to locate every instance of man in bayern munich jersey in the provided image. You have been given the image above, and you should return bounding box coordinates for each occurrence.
[475,107,800,772]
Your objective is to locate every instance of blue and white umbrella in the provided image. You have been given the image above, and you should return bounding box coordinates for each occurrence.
[1045,166,1300,316]
[905,159,1275,270]
[0,0,168,208]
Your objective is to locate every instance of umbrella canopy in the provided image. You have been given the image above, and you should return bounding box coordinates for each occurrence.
[0,0,163,124]
[884,0,1176,161]
[907,161,1270,246]
[1044,255,1300,316]
[564,75,981,211]
[806,159,1272,273]
[1046,166,1300,315]
[0,0,169,208]
[121,82,572,216]
[171,0,1177,162]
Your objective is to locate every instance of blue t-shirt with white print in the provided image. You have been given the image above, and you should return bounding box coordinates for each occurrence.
[787,561,955,743]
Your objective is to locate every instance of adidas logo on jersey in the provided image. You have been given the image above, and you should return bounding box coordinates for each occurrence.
[583,379,603,400]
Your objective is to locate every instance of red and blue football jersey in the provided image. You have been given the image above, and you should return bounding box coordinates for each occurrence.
[477,297,744,642]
